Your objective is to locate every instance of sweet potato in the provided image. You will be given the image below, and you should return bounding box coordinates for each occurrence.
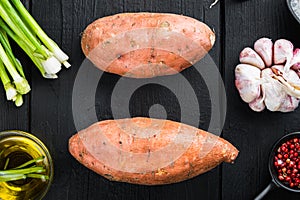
[69,117,238,185]
[81,13,215,78]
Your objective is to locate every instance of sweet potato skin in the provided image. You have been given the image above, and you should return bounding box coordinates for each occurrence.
[81,13,215,78]
[69,118,238,185]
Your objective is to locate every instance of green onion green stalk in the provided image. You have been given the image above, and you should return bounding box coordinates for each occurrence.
[0,0,71,106]
[0,156,49,182]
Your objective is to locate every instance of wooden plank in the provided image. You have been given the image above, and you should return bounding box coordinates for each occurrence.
[94,0,222,199]
[180,1,222,200]
[0,84,29,131]
[223,0,300,199]
[30,0,146,200]
[30,0,82,199]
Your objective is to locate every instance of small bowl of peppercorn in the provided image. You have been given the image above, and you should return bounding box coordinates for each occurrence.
[273,132,300,190]
[255,132,300,200]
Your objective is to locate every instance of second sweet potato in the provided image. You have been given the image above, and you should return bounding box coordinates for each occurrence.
[69,117,238,185]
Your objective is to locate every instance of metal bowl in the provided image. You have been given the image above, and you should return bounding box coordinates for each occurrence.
[255,132,300,199]
[287,0,300,24]
[268,132,300,193]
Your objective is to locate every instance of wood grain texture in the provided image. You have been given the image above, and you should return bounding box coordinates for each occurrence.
[223,0,300,200]
[30,0,81,199]
[28,0,222,199]
[7,0,300,199]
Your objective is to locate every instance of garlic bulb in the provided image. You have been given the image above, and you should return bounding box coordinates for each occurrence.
[235,38,300,112]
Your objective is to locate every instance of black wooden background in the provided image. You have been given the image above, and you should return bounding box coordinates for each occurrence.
[1,0,300,199]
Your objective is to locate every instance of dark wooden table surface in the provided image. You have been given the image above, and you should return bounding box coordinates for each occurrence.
[2,0,300,199]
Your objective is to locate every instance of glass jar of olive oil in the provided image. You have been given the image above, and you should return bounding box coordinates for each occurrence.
[0,131,53,200]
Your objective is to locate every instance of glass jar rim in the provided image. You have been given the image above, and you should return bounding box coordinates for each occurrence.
[0,130,54,200]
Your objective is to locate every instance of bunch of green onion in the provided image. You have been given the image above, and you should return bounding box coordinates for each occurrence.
[0,156,48,182]
[0,0,70,107]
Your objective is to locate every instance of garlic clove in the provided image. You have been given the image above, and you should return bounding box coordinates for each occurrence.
[291,62,300,71]
[291,48,300,67]
[273,75,300,99]
[270,66,300,112]
[239,47,265,69]
[272,65,300,91]
[284,68,300,86]
[235,64,261,103]
[261,68,286,111]
[277,95,299,112]
[249,95,265,112]
[274,39,294,65]
[254,38,273,67]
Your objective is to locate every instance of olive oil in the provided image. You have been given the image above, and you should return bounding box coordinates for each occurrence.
[0,132,53,200]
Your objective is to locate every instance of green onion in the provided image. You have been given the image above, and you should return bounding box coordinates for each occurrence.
[0,29,25,77]
[14,93,23,107]
[0,0,63,75]
[0,167,45,176]
[0,0,70,106]
[3,157,9,170]
[0,60,17,100]
[11,0,70,68]
[0,174,26,182]
[0,19,49,78]
[0,39,30,95]
[13,156,45,169]
[26,173,49,182]
[0,2,33,51]
[0,0,47,58]
[0,156,48,182]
